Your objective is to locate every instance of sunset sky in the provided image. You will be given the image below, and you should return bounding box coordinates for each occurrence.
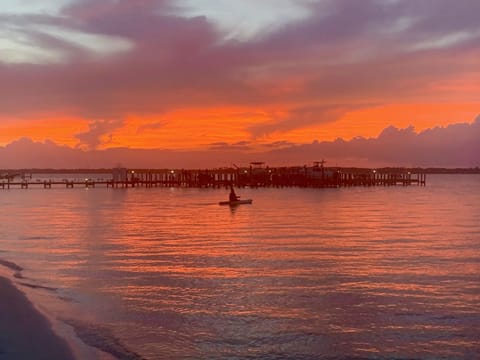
[1,0,479,167]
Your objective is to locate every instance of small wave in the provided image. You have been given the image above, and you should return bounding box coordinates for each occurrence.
[18,282,58,292]
[62,319,147,360]
[0,258,24,272]
[19,236,54,241]
[58,295,77,303]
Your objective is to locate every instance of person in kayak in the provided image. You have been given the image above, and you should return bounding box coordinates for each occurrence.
[229,185,239,202]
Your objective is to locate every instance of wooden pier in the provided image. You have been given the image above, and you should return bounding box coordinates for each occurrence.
[0,165,426,190]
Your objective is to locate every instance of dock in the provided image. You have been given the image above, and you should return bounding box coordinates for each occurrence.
[0,165,426,189]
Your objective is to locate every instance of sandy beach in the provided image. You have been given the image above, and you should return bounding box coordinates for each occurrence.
[0,276,75,360]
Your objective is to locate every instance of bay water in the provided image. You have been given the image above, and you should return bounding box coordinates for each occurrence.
[0,175,479,359]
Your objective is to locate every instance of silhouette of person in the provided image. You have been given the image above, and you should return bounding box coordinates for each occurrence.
[229,185,239,202]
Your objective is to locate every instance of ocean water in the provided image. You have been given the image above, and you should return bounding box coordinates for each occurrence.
[0,175,479,359]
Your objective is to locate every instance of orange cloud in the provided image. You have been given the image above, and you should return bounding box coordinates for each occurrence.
[110,108,274,150]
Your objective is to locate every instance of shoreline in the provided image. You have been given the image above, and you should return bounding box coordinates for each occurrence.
[0,260,142,360]
[0,274,76,360]
[0,262,129,360]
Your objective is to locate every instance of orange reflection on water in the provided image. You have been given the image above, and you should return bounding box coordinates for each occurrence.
[1,179,478,359]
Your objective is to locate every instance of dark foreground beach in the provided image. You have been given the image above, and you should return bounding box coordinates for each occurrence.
[0,276,75,360]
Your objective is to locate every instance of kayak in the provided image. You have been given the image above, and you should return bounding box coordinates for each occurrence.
[219,199,253,206]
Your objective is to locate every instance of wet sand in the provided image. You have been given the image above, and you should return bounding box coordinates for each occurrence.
[0,276,75,360]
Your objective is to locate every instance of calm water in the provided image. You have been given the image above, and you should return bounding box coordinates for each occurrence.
[0,175,479,359]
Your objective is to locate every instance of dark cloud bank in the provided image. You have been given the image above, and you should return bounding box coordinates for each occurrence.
[1,0,480,121]
[1,117,478,169]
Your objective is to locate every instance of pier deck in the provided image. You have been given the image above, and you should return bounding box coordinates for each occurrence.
[0,167,426,189]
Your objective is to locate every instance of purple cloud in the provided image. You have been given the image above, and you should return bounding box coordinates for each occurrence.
[248,104,372,138]
[75,118,124,149]
[208,141,253,151]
